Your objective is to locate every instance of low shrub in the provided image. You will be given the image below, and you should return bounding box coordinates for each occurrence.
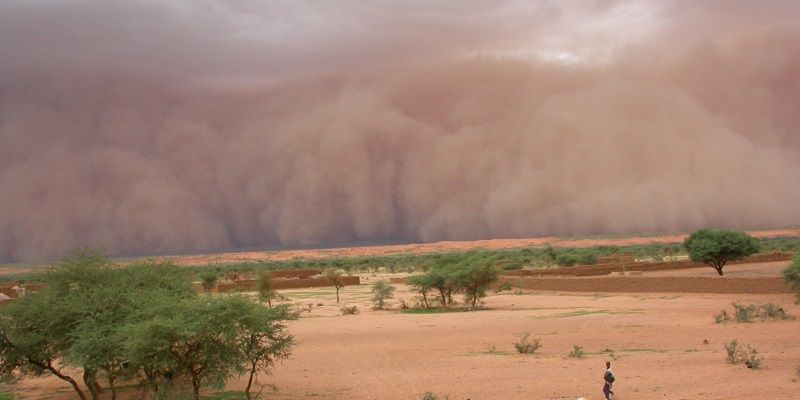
[730,302,791,322]
[340,305,359,315]
[421,393,439,400]
[495,282,514,293]
[724,340,762,369]
[513,333,542,354]
[568,345,585,358]
[501,263,524,271]
[714,310,731,323]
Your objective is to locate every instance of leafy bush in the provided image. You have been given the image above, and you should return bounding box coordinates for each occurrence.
[555,253,580,267]
[568,345,585,358]
[733,303,755,322]
[340,305,359,315]
[199,270,220,293]
[513,333,542,354]
[422,392,439,400]
[501,262,524,271]
[724,340,761,368]
[783,253,800,303]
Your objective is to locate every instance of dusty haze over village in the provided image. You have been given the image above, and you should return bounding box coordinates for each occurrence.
[1,0,799,262]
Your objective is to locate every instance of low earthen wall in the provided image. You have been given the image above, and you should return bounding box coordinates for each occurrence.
[217,275,360,293]
[501,276,792,294]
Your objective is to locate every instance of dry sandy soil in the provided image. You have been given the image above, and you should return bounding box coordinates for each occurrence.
[13,261,800,400]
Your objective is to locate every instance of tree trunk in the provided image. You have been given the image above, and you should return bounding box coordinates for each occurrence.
[245,362,257,400]
[191,375,201,400]
[421,291,429,308]
[83,369,99,400]
[46,366,88,400]
[713,262,726,276]
[108,375,117,400]
[336,287,340,303]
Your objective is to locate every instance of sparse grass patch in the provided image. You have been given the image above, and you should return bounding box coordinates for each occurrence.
[568,345,585,358]
[340,305,359,315]
[401,307,484,314]
[513,333,542,354]
[202,391,246,400]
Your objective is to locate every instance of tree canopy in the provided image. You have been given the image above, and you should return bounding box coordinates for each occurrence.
[683,229,760,276]
[0,248,295,400]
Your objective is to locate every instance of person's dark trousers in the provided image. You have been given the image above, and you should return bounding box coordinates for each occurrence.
[603,382,612,399]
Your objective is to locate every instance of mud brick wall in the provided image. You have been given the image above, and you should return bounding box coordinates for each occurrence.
[217,275,360,292]
[501,276,792,294]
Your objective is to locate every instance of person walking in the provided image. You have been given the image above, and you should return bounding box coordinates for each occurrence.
[603,361,615,400]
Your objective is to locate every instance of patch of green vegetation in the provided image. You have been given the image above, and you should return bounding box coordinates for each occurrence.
[0,392,14,400]
[619,348,666,353]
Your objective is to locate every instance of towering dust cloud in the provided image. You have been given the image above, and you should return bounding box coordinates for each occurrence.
[1,1,799,262]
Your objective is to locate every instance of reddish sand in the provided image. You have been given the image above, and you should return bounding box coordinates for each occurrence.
[13,263,800,400]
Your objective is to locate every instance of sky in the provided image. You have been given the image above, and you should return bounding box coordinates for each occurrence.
[1,0,799,262]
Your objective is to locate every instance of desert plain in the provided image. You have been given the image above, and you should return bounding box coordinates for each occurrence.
[8,236,799,400]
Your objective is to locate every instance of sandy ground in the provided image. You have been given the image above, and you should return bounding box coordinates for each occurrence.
[13,263,800,400]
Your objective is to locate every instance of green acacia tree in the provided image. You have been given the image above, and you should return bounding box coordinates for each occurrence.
[0,290,89,400]
[456,263,500,309]
[232,299,295,400]
[683,229,760,276]
[0,249,299,400]
[370,281,395,310]
[407,274,432,308]
[324,268,345,303]
[124,295,246,400]
[255,271,277,307]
